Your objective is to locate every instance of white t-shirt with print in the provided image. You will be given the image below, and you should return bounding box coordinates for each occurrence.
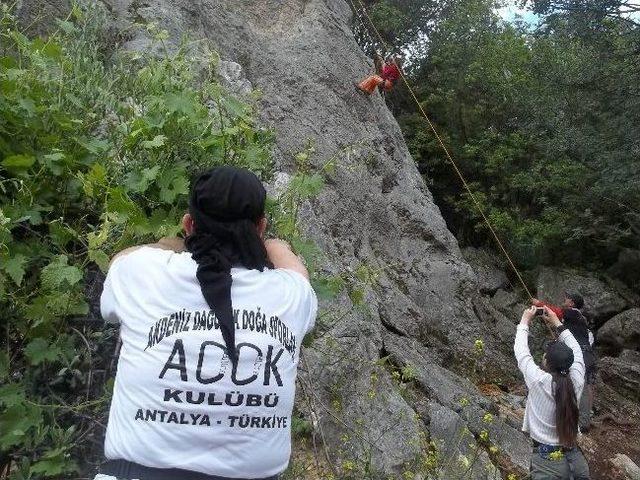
[100,246,317,479]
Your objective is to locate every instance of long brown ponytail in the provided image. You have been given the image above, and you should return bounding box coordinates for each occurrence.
[552,372,579,447]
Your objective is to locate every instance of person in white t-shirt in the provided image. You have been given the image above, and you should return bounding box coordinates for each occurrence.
[514,306,590,479]
[95,166,317,480]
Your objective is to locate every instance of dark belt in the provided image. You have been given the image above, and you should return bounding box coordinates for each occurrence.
[101,459,280,480]
[531,439,574,453]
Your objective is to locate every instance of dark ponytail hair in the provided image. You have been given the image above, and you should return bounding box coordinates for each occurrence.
[552,372,579,447]
[545,341,579,447]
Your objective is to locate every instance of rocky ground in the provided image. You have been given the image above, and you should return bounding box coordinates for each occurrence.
[463,247,640,480]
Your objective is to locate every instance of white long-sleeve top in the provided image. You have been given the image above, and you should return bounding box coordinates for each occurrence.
[513,324,585,445]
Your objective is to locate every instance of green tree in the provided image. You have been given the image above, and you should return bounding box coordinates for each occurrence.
[370,0,640,276]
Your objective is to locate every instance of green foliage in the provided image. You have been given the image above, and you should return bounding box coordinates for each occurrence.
[291,412,313,438]
[0,2,273,476]
[396,0,640,274]
[400,364,417,382]
[353,0,453,60]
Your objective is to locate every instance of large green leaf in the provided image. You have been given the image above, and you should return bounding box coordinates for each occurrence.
[2,154,36,171]
[289,173,325,199]
[30,447,78,477]
[106,187,146,225]
[2,253,27,286]
[40,255,83,290]
[0,404,41,449]
[125,165,160,193]
[49,222,79,248]
[82,163,107,197]
[157,167,189,203]
[75,136,111,154]
[88,248,110,272]
[24,338,62,365]
[311,275,345,301]
[221,93,247,118]
[24,292,89,328]
[0,383,26,407]
[141,135,167,149]
[164,91,197,116]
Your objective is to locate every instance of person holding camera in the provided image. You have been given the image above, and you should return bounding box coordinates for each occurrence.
[95,166,317,480]
[514,306,590,479]
[532,292,597,431]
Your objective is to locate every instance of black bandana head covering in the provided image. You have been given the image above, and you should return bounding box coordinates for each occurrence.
[186,166,271,366]
[545,341,574,376]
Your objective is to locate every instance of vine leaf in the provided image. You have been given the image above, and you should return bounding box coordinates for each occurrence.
[0,404,41,449]
[157,167,189,203]
[164,92,197,116]
[40,255,83,290]
[125,164,160,192]
[0,383,25,407]
[1,154,36,171]
[3,253,28,285]
[24,338,62,365]
[141,135,167,149]
[30,447,77,477]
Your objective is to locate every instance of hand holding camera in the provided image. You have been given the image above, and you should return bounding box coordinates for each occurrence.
[540,306,562,328]
[520,305,562,328]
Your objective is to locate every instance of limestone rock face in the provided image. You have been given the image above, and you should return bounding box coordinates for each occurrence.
[599,351,640,402]
[610,453,640,480]
[536,267,635,327]
[597,308,640,356]
[462,247,510,295]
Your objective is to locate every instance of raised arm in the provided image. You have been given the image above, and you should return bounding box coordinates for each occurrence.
[265,239,309,279]
[108,236,185,267]
[514,306,546,388]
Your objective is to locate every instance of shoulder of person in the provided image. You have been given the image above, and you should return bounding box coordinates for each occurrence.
[266,268,316,303]
[268,267,314,289]
[108,244,178,272]
[532,370,553,389]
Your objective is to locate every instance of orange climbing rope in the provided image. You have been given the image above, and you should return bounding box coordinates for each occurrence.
[348,0,536,303]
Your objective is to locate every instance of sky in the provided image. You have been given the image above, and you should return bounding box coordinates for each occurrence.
[496,0,640,25]
[496,2,541,26]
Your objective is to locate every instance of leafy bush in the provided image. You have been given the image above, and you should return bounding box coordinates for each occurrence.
[0,2,274,477]
[391,0,640,275]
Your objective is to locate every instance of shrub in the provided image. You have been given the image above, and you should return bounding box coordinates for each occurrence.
[0,2,272,476]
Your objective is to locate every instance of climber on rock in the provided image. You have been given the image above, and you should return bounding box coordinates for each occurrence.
[356,53,402,95]
[514,306,591,479]
[531,292,597,431]
[95,166,317,480]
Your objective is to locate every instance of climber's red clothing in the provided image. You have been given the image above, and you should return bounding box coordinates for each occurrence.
[357,61,400,95]
[533,300,564,319]
[381,63,400,82]
[357,75,393,94]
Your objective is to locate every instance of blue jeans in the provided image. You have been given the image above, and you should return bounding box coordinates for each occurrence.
[530,449,590,480]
